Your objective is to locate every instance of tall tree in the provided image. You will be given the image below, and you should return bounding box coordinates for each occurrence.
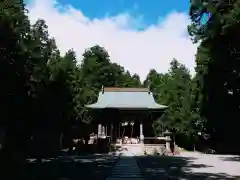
[0,0,33,178]
[189,0,240,153]
[144,59,204,149]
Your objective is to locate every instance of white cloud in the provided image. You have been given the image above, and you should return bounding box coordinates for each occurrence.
[27,0,198,81]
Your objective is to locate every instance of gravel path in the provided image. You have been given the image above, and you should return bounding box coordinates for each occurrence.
[137,152,240,180]
[180,152,240,178]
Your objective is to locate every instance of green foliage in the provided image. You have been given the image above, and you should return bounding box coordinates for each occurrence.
[0,0,144,165]
[145,59,204,141]
[189,0,240,153]
[3,0,240,173]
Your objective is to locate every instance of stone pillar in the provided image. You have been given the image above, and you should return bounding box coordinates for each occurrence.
[98,124,102,137]
[164,130,172,153]
[140,120,144,144]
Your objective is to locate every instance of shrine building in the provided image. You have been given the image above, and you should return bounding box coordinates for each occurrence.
[86,87,168,146]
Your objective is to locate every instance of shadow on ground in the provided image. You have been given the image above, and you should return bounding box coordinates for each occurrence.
[25,154,119,180]
[23,154,240,180]
[136,155,240,180]
[219,155,240,162]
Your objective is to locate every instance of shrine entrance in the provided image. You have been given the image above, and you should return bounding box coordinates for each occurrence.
[120,121,140,141]
[118,120,140,144]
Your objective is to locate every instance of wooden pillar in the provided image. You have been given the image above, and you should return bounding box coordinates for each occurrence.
[60,133,63,149]
[110,123,113,139]
[114,122,117,143]
[111,123,117,143]
[102,125,105,136]
[118,123,120,137]
[106,124,108,136]
[115,122,118,138]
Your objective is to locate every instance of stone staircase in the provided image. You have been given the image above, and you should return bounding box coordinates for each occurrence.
[106,156,145,180]
[120,144,144,156]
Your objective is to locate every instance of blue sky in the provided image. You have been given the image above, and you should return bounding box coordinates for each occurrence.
[27,0,197,80]
[56,0,190,26]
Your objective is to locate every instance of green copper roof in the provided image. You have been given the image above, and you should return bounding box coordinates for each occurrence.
[85,88,167,110]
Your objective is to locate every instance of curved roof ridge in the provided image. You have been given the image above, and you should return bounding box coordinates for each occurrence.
[104,87,149,92]
[86,88,168,110]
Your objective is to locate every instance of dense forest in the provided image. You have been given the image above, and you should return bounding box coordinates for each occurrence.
[0,0,240,178]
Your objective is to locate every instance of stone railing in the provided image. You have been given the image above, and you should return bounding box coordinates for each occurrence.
[144,144,166,155]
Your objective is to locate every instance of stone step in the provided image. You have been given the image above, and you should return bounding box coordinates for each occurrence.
[113,165,139,167]
[112,168,141,171]
[111,171,143,174]
[113,167,140,170]
[108,175,144,178]
[106,157,145,180]
[106,178,145,180]
[112,168,141,170]
[111,172,143,175]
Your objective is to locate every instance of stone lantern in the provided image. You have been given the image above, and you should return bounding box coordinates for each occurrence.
[163,129,172,152]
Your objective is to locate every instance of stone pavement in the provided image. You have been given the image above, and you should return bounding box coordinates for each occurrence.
[106,156,145,180]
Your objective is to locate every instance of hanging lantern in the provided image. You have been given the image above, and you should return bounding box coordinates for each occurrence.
[121,122,128,126]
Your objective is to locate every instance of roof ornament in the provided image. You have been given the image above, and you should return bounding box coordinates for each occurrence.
[101,85,104,94]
